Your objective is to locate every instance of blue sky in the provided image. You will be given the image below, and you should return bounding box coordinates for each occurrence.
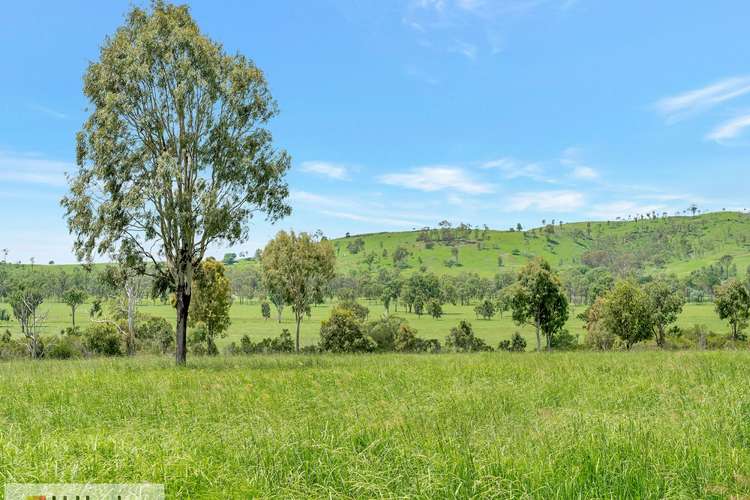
[2,0,750,264]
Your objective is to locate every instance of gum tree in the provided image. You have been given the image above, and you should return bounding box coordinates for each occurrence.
[62,3,290,364]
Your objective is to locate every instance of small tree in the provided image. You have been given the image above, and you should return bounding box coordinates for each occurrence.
[644,278,684,348]
[445,320,491,352]
[10,289,45,358]
[427,299,443,319]
[319,307,375,353]
[509,258,569,351]
[61,288,87,329]
[189,258,233,355]
[714,279,750,340]
[261,231,336,351]
[474,299,495,320]
[498,332,526,352]
[601,281,653,349]
[261,301,271,321]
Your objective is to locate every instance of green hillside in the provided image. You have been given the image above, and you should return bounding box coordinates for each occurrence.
[327,211,750,278]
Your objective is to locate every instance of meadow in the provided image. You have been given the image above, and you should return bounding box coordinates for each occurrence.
[0,300,728,349]
[2,352,750,498]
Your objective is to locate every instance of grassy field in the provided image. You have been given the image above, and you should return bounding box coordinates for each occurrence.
[0,300,729,349]
[2,352,750,497]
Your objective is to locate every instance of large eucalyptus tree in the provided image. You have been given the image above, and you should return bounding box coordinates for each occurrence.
[62,2,291,364]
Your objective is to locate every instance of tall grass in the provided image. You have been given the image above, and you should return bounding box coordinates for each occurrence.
[1,352,750,497]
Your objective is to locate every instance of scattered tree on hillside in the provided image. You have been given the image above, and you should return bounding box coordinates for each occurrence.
[62,3,291,364]
[261,231,336,351]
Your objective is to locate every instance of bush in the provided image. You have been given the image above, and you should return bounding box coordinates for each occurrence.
[393,324,441,353]
[338,301,370,322]
[0,309,9,321]
[137,316,174,354]
[474,299,495,320]
[60,326,82,337]
[551,328,578,350]
[0,331,26,360]
[231,329,296,354]
[499,332,527,352]
[427,299,443,319]
[46,335,84,359]
[445,320,492,352]
[319,307,376,353]
[365,316,404,351]
[83,323,122,356]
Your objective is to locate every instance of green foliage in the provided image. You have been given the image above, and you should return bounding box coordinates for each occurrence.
[261,301,271,320]
[137,316,174,354]
[644,278,685,347]
[337,301,370,322]
[426,299,443,319]
[714,278,750,340]
[46,335,85,360]
[364,315,403,351]
[83,323,122,356]
[61,1,292,364]
[498,332,527,352]
[229,330,295,354]
[223,253,238,265]
[319,307,376,353]
[600,281,654,349]
[189,258,233,354]
[474,299,495,320]
[61,288,87,327]
[445,320,492,352]
[510,258,569,351]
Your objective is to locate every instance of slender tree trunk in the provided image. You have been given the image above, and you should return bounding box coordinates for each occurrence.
[72,306,77,329]
[535,317,541,352]
[656,325,665,348]
[295,314,302,352]
[175,282,191,365]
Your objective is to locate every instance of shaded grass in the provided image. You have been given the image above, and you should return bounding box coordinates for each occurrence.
[1,352,750,497]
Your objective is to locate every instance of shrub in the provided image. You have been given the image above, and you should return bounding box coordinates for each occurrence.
[474,299,495,320]
[0,309,9,321]
[46,335,84,360]
[427,299,443,319]
[319,307,375,353]
[365,316,404,351]
[445,321,492,352]
[261,301,271,320]
[499,332,527,352]
[338,301,370,322]
[232,329,296,354]
[137,316,174,354]
[83,323,122,356]
[393,324,441,353]
[60,326,82,337]
[551,328,578,350]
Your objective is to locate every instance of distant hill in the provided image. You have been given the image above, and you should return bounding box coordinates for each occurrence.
[327,211,750,278]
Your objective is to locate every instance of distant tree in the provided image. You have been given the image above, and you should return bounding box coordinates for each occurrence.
[427,299,443,319]
[392,245,410,268]
[509,258,569,351]
[474,299,495,320]
[516,223,523,231]
[189,258,233,355]
[689,204,698,216]
[498,332,527,352]
[61,288,87,328]
[497,255,503,267]
[261,301,271,321]
[644,279,685,348]
[714,279,750,340]
[61,3,291,365]
[261,231,336,351]
[445,320,491,352]
[222,253,238,265]
[601,281,653,349]
[10,289,45,358]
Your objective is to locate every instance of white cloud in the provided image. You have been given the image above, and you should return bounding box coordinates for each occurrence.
[28,104,68,120]
[449,40,477,60]
[481,157,552,182]
[560,146,599,180]
[0,151,72,187]
[655,76,750,123]
[506,190,584,212]
[705,114,750,143]
[300,161,350,180]
[378,165,492,194]
[587,201,666,220]
[318,210,421,228]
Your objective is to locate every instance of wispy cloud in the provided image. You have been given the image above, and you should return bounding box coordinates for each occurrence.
[0,151,72,187]
[506,190,584,211]
[318,210,421,228]
[378,165,492,194]
[481,157,552,182]
[560,147,599,180]
[404,65,440,85]
[28,104,68,120]
[705,113,750,143]
[449,40,478,60]
[655,76,750,123]
[300,161,351,180]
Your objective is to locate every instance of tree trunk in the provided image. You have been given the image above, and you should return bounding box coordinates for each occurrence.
[295,315,301,352]
[175,283,191,365]
[72,306,76,329]
[656,325,665,348]
[535,318,541,352]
